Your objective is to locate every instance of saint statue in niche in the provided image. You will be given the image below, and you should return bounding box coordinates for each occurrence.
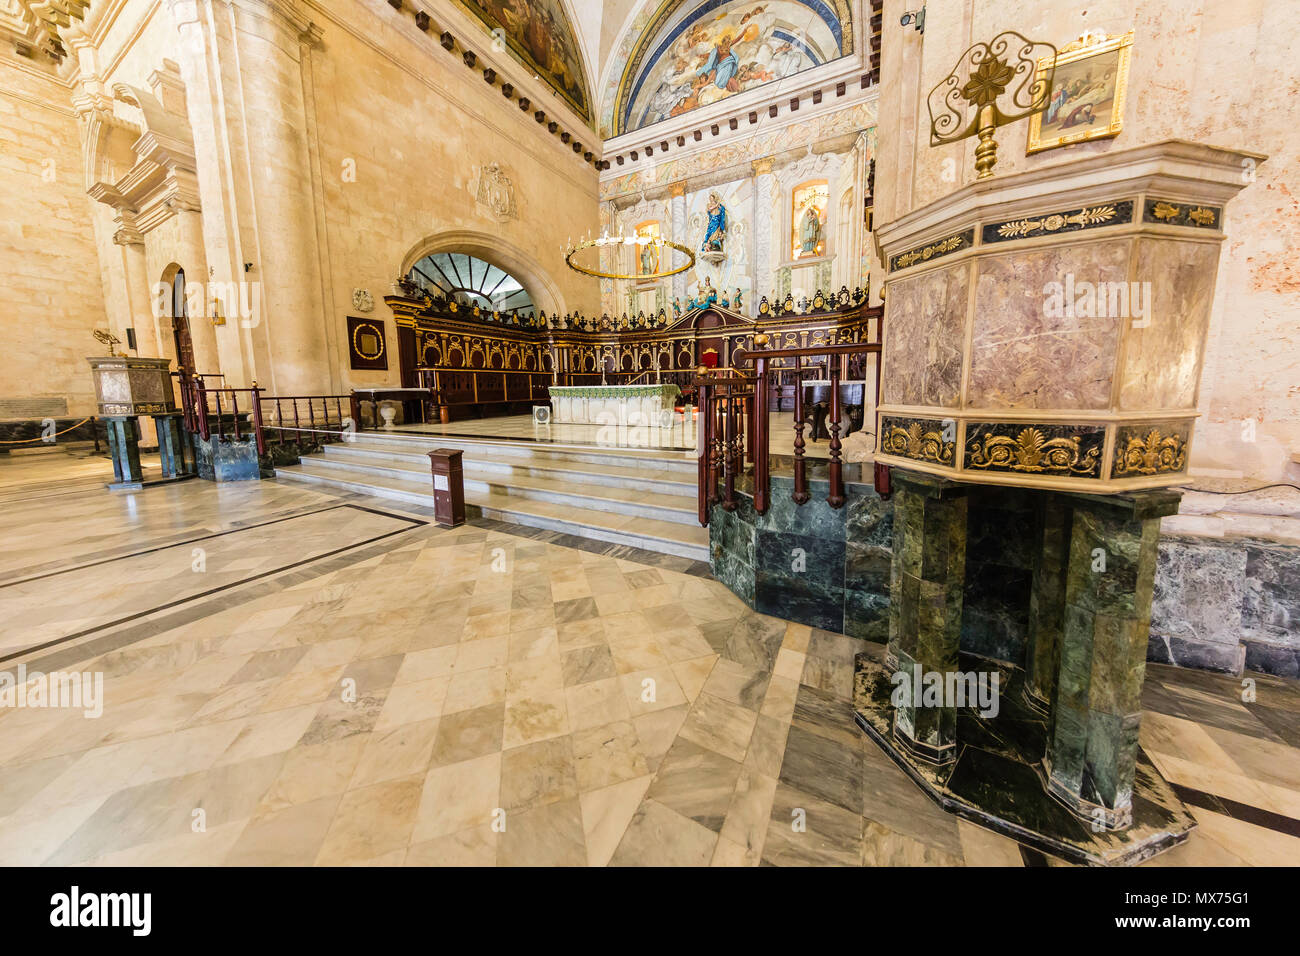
[791,180,829,259]
[799,205,823,256]
[701,192,728,253]
[639,243,658,276]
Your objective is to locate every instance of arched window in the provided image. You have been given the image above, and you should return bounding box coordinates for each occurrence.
[407,253,535,316]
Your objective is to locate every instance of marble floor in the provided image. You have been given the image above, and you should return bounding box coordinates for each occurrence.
[0,451,1297,866]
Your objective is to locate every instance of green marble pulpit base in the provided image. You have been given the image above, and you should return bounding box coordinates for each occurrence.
[1045,489,1183,830]
[853,652,1196,866]
[884,472,969,766]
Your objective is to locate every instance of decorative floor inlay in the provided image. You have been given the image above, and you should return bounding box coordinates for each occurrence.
[0,454,1295,866]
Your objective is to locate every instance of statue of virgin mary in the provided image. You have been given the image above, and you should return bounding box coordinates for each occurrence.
[701,192,727,253]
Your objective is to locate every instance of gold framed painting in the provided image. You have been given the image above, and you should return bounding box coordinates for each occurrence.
[1027,31,1133,154]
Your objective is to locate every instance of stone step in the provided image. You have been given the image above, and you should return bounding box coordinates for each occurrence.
[274,462,709,561]
[291,454,698,525]
[339,430,698,473]
[318,441,697,497]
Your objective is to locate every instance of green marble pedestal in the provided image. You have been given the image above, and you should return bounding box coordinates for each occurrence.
[103,414,197,491]
[857,473,1195,864]
[886,471,969,766]
[104,416,144,490]
[153,413,197,482]
[853,652,1196,866]
[1023,494,1071,715]
[1046,489,1182,831]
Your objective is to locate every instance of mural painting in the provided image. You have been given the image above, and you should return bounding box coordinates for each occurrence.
[457,0,591,122]
[620,0,848,134]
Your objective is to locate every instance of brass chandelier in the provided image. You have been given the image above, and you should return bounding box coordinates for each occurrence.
[564,233,696,281]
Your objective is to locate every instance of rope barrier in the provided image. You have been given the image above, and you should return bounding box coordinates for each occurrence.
[0,417,94,445]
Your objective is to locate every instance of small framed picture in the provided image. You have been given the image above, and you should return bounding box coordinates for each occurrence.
[347,316,387,371]
[1027,31,1134,155]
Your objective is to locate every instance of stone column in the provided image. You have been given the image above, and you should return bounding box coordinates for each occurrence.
[886,470,969,766]
[751,158,775,305]
[167,0,329,394]
[670,182,688,304]
[114,225,165,358]
[1046,489,1182,829]
[1023,493,1071,713]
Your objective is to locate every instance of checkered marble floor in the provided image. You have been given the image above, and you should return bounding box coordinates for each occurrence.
[0,454,1297,866]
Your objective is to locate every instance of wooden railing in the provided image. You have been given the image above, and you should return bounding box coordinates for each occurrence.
[186,379,268,455]
[697,334,889,523]
[180,376,353,455]
[694,373,756,525]
[261,394,353,445]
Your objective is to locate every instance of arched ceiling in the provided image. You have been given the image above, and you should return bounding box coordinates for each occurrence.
[451,0,594,123]
[449,1,854,140]
[600,0,853,137]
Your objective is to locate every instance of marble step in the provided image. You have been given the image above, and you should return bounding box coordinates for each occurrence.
[274,462,709,561]
[291,454,699,525]
[338,431,698,473]
[317,441,697,497]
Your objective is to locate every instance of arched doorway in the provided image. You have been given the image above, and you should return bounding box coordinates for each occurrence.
[171,269,196,374]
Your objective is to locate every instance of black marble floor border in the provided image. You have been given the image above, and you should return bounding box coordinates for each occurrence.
[1,504,428,667]
[1170,783,1300,838]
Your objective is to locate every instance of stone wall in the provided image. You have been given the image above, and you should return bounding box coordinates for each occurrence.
[709,474,893,641]
[0,52,108,417]
[1151,534,1300,677]
[876,0,1300,484]
[1,0,602,412]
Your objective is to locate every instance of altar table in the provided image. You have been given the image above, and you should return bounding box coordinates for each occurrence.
[548,384,681,426]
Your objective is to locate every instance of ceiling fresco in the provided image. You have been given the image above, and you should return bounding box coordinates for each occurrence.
[609,0,852,137]
[454,0,592,124]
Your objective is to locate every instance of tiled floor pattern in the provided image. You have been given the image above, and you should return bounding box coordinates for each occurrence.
[0,456,1297,866]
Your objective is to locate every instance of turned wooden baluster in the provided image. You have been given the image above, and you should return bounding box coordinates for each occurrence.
[722,387,737,511]
[696,377,711,526]
[712,390,726,505]
[250,386,265,456]
[753,352,769,514]
[748,390,759,463]
[827,363,845,508]
[792,355,809,504]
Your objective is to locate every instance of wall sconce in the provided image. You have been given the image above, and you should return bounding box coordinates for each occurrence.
[900,6,925,33]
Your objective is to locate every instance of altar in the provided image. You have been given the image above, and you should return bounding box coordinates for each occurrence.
[548,384,681,426]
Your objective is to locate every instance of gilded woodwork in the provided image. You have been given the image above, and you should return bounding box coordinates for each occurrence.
[966,426,1101,477]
